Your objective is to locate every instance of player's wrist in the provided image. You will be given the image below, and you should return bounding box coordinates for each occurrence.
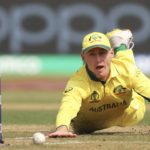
[114,44,127,54]
[56,125,69,132]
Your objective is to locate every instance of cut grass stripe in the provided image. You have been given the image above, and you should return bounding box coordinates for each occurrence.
[3,91,62,103]
[3,103,59,110]
[3,110,57,125]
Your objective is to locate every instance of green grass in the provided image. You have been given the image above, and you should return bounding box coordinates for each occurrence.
[3,91,62,103]
[3,91,61,125]
[3,110,57,125]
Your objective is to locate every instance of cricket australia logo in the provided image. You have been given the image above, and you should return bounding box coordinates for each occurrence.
[89,35,102,43]
[113,85,127,95]
[89,91,100,103]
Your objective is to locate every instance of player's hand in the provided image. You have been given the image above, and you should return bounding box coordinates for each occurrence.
[48,125,77,138]
[48,130,77,138]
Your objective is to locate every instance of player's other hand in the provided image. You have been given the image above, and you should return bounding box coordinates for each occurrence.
[48,125,77,138]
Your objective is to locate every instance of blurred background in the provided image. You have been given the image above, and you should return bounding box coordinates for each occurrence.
[0,0,150,75]
[0,0,150,127]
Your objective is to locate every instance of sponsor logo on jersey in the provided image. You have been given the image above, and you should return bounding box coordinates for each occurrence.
[89,100,127,112]
[89,91,100,103]
[113,85,127,95]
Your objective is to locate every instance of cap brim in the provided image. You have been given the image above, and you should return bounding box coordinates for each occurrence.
[83,44,111,53]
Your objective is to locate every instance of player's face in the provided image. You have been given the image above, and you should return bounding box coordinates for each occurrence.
[81,47,114,81]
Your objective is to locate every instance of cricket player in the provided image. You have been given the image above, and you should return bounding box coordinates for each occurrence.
[48,29,150,137]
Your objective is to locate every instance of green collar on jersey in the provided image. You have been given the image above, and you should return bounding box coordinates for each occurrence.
[85,65,106,84]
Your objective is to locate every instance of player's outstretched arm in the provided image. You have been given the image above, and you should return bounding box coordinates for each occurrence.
[132,68,150,102]
[48,125,77,138]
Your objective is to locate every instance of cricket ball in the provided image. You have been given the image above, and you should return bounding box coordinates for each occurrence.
[32,132,46,144]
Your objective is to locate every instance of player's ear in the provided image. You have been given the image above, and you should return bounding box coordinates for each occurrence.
[110,48,115,57]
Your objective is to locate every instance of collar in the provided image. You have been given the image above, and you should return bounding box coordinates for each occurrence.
[85,65,105,83]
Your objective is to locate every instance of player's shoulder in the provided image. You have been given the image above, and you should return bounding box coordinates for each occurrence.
[65,65,89,93]
[68,65,88,83]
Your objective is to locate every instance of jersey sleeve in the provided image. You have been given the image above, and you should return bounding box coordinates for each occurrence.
[56,76,88,128]
[131,67,150,102]
[115,50,136,65]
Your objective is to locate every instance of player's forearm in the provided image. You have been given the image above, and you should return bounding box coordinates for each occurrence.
[56,107,80,128]
[56,114,71,129]
[56,95,82,128]
[115,50,135,64]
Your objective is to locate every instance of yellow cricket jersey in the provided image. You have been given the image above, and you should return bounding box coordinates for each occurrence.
[56,50,150,130]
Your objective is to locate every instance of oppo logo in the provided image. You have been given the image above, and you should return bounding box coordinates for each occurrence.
[0,3,149,53]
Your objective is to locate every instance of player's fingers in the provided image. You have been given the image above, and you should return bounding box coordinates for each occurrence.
[48,132,77,138]
[60,132,77,138]
[48,133,59,138]
[48,133,67,137]
[67,132,77,137]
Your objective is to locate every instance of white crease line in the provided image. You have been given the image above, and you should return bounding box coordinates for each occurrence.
[7,137,33,140]
[45,141,96,145]
[45,140,150,145]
